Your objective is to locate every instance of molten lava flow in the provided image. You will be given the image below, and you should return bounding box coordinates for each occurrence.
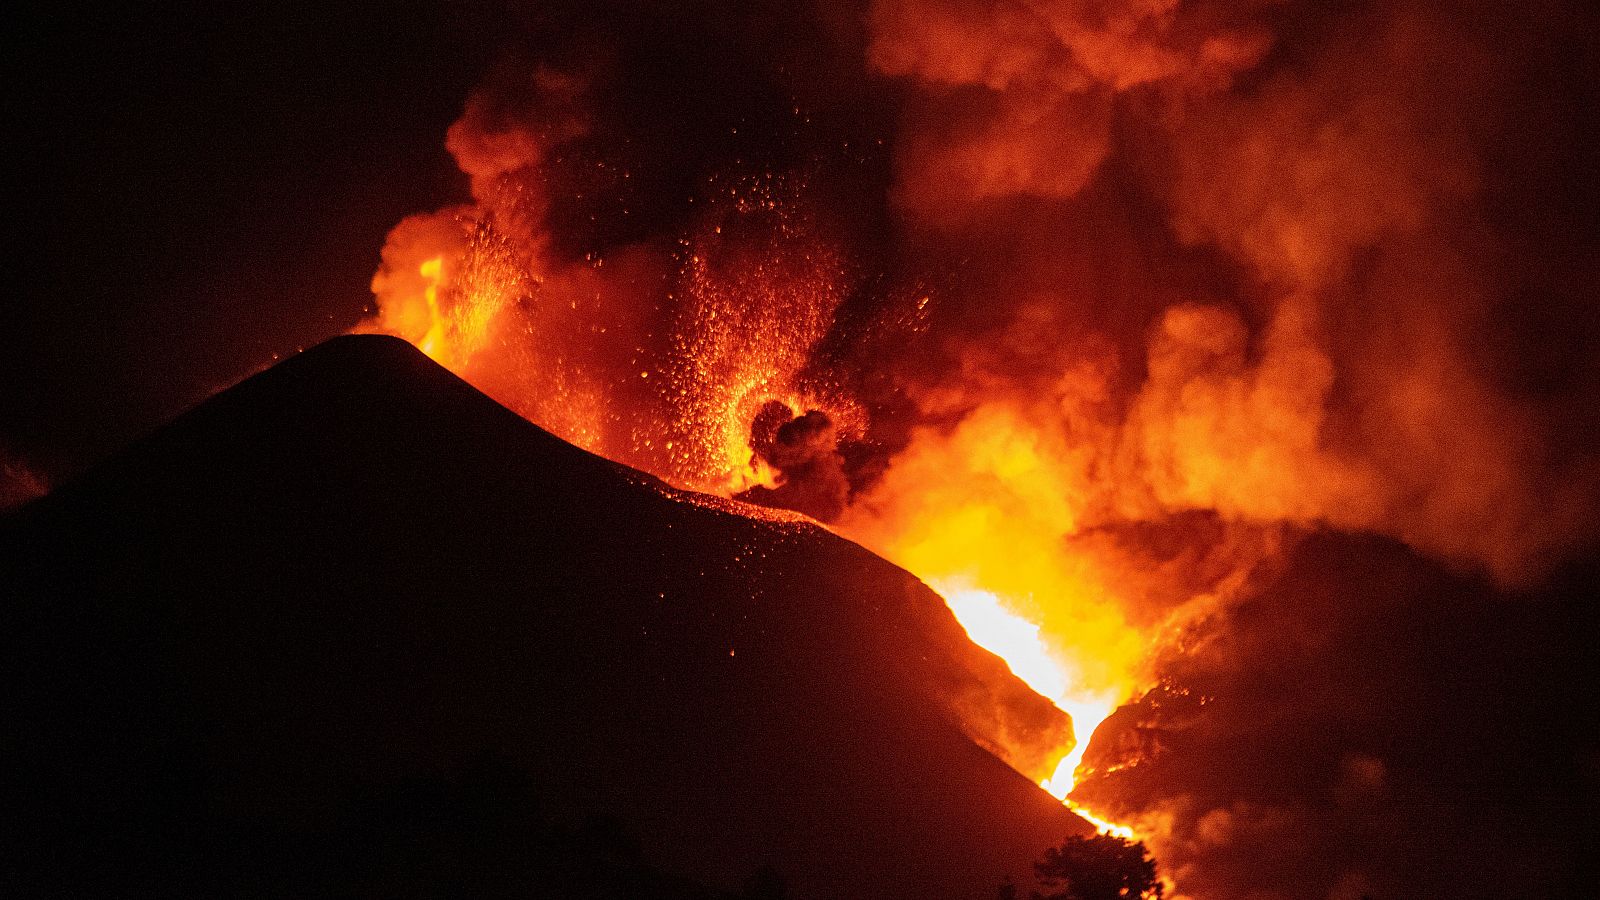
[937,585,1119,783]
[929,580,1141,838]
[831,401,1154,835]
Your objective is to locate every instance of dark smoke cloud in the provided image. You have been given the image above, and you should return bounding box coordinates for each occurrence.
[1073,533,1600,898]
[738,404,852,521]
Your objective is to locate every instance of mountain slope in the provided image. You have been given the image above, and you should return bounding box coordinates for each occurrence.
[1,334,1086,898]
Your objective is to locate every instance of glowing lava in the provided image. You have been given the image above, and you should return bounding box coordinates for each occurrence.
[363,214,524,375]
[413,255,449,363]
[933,581,1137,838]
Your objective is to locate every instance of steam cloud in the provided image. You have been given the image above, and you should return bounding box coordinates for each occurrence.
[360,0,1600,895]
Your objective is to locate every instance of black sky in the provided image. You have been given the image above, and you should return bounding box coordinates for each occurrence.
[3,1,501,478]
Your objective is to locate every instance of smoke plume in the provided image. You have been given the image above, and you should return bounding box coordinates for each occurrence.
[358,0,1600,894]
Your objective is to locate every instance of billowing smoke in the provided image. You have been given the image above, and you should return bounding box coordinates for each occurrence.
[862,0,1598,585]
[866,0,1273,220]
[358,0,1599,894]
[738,404,852,521]
[1071,534,1600,899]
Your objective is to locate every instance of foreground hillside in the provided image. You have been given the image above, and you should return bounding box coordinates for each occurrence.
[1,335,1086,898]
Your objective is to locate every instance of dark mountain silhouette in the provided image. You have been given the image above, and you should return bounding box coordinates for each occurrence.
[1,334,1087,898]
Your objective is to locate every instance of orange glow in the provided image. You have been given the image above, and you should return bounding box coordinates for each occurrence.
[414,255,448,362]
[936,581,1130,817]
[918,575,1141,837]
[362,212,524,374]
[659,182,865,496]
[833,401,1154,837]
[1065,802,1138,842]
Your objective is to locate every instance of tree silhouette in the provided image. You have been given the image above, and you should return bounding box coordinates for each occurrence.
[1028,834,1163,900]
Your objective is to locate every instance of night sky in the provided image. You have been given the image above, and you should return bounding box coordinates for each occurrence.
[4,1,497,478]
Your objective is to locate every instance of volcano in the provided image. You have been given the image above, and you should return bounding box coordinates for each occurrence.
[1,334,1088,898]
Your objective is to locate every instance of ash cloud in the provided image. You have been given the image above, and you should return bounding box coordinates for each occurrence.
[1072,533,1600,898]
[862,0,1600,585]
[358,0,1600,895]
[738,404,853,521]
